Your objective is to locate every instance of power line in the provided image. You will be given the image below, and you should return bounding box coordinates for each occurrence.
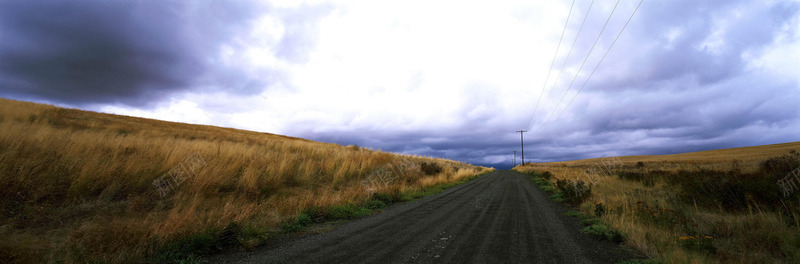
[529,0,576,127]
[529,0,596,129]
[541,0,645,132]
[534,0,622,132]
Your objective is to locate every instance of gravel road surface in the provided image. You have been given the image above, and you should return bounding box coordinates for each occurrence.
[211,170,642,263]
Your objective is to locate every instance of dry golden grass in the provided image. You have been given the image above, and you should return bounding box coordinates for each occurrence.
[557,141,800,173]
[515,142,800,264]
[0,98,491,263]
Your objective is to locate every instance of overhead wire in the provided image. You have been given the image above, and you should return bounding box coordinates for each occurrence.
[532,0,622,133]
[528,0,595,128]
[547,0,645,126]
[528,0,576,127]
[538,0,645,132]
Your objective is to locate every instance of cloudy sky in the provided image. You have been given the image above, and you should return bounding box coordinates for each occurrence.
[1,0,799,168]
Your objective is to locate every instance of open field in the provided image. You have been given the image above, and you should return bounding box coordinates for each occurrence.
[0,98,491,263]
[553,142,800,172]
[515,142,800,263]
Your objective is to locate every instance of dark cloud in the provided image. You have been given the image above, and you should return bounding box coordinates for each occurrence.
[451,0,800,168]
[2,0,796,171]
[595,0,799,90]
[0,1,282,107]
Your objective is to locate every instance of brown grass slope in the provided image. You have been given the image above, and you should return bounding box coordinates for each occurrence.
[558,141,800,170]
[516,142,800,263]
[0,98,490,263]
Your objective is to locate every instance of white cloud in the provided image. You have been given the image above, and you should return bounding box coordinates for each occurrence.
[212,0,572,136]
[100,96,212,126]
[90,0,800,167]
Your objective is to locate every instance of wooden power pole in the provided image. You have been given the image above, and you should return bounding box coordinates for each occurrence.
[516,130,527,165]
[513,151,517,167]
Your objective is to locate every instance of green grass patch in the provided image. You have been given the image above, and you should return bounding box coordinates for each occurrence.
[524,170,559,193]
[328,204,372,220]
[364,199,388,210]
[525,170,593,205]
[531,177,554,190]
[150,223,242,263]
[580,217,602,227]
[282,213,312,232]
[582,223,625,243]
[549,192,565,203]
[564,209,625,243]
[564,210,582,217]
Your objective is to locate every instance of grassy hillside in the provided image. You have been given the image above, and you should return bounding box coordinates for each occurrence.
[0,98,491,263]
[516,142,800,263]
[558,142,800,171]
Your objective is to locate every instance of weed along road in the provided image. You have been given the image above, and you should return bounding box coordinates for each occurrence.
[213,170,640,263]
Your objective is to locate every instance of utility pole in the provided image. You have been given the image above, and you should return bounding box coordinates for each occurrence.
[513,151,517,167]
[516,130,527,165]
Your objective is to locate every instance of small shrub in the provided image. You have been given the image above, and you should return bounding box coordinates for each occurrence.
[302,207,327,223]
[759,151,800,177]
[667,169,783,211]
[635,161,645,168]
[555,179,592,205]
[371,192,393,204]
[295,214,312,226]
[594,202,607,217]
[420,162,442,175]
[617,171,664,187]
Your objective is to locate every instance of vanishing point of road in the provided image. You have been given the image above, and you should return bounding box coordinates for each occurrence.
[212,170,643,264]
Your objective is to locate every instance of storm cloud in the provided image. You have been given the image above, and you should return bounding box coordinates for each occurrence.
[296,0,800,168]
[0,1,280,106]
[1,0,799,169]
[477,0,797,163]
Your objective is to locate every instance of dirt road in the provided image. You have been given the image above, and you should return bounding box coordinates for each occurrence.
[212,170,641,263]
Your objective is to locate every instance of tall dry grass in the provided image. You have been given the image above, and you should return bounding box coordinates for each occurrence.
[0,98,490,263]
[515,144,800,263]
